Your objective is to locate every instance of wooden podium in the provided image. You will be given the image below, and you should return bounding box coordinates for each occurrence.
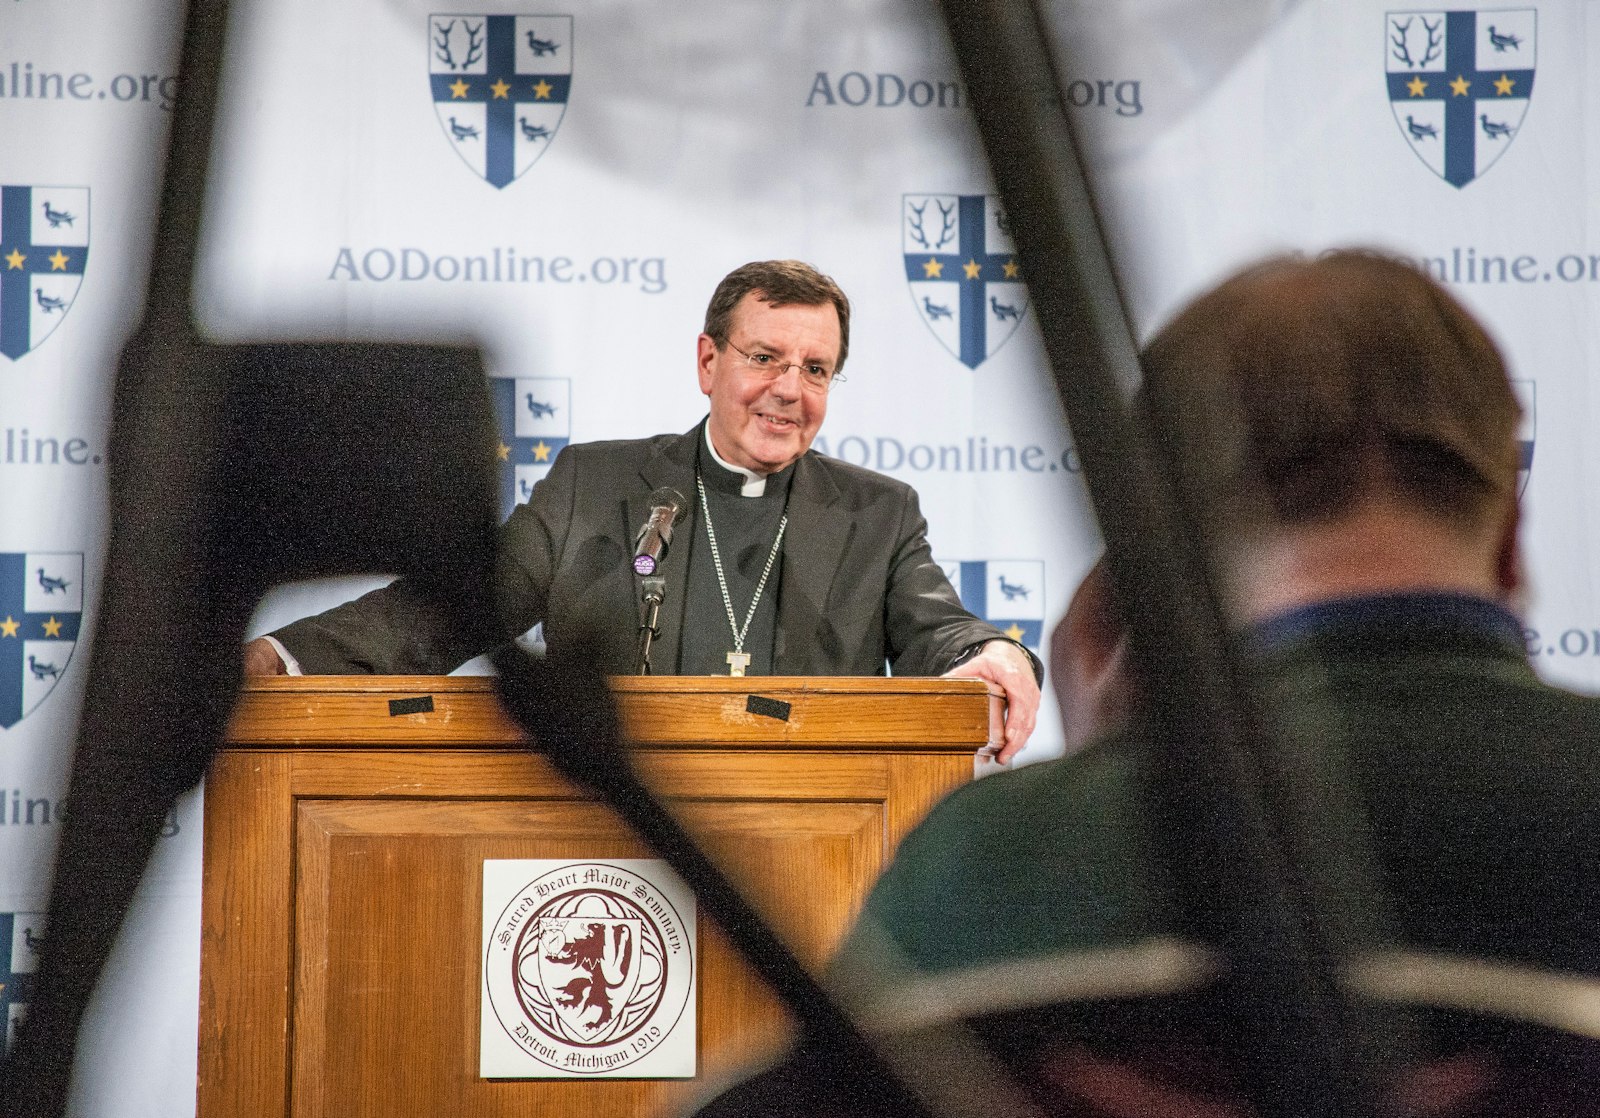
[200,676,998,1118]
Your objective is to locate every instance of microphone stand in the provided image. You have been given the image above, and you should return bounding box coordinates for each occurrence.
[635,574,666,674]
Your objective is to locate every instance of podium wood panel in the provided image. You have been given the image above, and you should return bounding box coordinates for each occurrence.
[200,677,997,1118]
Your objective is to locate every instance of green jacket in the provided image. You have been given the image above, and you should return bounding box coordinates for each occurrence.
[845,595,1600,988]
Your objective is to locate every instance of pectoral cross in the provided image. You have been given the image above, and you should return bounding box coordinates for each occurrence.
[725,651,751,677]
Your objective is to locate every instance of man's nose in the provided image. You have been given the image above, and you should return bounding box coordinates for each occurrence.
[768,363,804,398]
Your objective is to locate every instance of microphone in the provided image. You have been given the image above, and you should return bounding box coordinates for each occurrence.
[631,487,687,576]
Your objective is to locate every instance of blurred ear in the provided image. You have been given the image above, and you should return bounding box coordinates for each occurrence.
[1052,557,1133,751]
[1494,497,1524,609]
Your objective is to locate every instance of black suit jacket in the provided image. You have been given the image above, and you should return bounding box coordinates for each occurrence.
[274,425,1021,677]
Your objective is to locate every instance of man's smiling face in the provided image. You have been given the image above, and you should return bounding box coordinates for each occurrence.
[697,291,839,474]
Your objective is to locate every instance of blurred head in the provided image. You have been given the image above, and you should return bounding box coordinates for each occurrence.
[698,261,850,474]
[1140,250,1521,576]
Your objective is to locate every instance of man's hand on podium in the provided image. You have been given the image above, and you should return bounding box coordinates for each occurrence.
[943,638,1039,764]
[242,637,288,677]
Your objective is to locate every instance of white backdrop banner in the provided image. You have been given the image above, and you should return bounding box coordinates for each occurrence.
[2,1,1596,1114]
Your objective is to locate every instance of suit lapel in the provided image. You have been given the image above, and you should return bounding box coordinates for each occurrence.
[775,454,849,673]
[629,427,700,674]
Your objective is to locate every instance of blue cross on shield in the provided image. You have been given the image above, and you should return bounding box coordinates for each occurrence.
[1386,10,1535,188]
[0,186,89,361]
[903,194,1029,369]
[429,15,573,189]
[490,377,571,520]
[0,552,84,731]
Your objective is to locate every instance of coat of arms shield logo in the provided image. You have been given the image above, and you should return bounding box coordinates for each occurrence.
[939,559,1045,650]
[490,376,571,520]
[902,194,1029,369]
[0,553,83,731]
[3,912,46,1049]
[0,187,89,361]
[1386,10,1535,187]
[429,15,573,189]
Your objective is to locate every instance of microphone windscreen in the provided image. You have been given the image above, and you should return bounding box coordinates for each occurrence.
[649,486,688,525]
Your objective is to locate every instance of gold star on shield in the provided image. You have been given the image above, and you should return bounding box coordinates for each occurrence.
[1450,74,1471,97]
[496,441,511,462]
[922,258,944,279]
[42,616,62,638]
[1002,259,1020,279]
[0,616,19,638]
[963,259,982,280]
[1407,75,1427,97]
[1004,623,1026,642]
[4,248,24,270]
[532,441,552,463]
[1494,73,1516,96]
[48,250,70,271]
[532,79,553,100]
[449,78,470,99]
[490,78,511,99]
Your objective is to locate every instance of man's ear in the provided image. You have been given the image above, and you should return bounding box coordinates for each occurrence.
[696,333,718,396]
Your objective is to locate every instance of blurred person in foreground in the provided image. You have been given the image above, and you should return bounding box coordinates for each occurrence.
[696,250,1600,1116]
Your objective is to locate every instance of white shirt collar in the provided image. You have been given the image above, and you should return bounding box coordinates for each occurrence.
[703,423,767,497]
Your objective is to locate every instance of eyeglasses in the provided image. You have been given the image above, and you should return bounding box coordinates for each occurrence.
[725,340,844,393]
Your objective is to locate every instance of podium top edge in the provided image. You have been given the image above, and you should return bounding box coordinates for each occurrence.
[237,675,1000,697]
[225,675,1003,750]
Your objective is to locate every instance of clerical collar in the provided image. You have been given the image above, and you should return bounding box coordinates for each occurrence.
[702,422,778,497]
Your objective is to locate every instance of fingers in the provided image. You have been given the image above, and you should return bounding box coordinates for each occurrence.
[995,672,1039,763]
[944,641,1040,763]
[242,637,287,677]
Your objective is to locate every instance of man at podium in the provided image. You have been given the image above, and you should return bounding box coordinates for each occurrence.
[244,259,1042,759]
